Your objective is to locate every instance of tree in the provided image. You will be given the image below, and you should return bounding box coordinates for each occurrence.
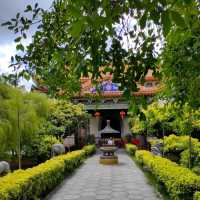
[44,99,89,137]
[172,103,200,168]
[2,0,199,97]
[0,84,49,168]
[40,99,90,148]
[131,100,200,164]
[131,114,146,135]
[24,135,61,163]
[158,3,200,166]
[145,101,179,155]
[160,12,200,162]
[160,4,200,108]
[131,101,175,135]
[130,100,175,150]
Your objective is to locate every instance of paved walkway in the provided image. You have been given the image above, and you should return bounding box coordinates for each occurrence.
[47,150,162,200]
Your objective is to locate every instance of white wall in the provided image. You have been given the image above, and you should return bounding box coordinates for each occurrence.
[89,117,99,137]
[122,117,131,136]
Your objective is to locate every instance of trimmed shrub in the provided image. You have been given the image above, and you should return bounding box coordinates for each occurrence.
[0,145,95,200]
[135,150,200,200]
[194,192,200,200]
[125,144,137,156]
[83,145,96,156]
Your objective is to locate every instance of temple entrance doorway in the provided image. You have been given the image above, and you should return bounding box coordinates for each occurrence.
[89,108,130,144]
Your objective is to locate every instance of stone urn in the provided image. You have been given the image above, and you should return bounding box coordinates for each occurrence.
[99,145,118,165]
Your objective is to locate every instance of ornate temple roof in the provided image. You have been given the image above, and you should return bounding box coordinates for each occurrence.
[78,70,160,97]
[34,70,160,97]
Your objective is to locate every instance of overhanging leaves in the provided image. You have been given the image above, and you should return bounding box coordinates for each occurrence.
[170,11,186,28]
[162,10,171,37]
[1,0,199,98]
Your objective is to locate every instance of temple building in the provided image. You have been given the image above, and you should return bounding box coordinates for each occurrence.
[72,70,160,141]
[34,69,160,142]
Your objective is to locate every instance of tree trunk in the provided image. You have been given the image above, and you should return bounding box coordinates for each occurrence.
[74,120,79,148]
[17,109,21,169]
[162,126,165,157]
[139,133,148,149]
[188,132,192,169]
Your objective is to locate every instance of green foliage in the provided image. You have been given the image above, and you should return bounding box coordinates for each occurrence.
[0,146,95,200]
[160,5,200,108]
[148,138,162,147]
[130,102,200,170]
[24,135,61,163]
[0,75,9,84]
[86,134,96,145]
[163,134,199,153]
[156,134,200,172]
[130,101,176,135]
[0,83,90,163]
[0,84,49,164]
[125,144,137,156]
[171,103,200,135]
[135,150,200,200]
[44,99,89,137]
[36,135,61,159]
[164,135,195,167]
[130,115,146,135]
[194,192,200,200]
[82,145,96,156]
[2,1,199,96]
[144,101,176,132]
[130,101,200,136]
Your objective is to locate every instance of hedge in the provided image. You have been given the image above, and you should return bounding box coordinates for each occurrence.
[194,192,200,200]
[0,145,96,200]
[83,145,96,156]
[135,150,200,200]
[125,144,137,156]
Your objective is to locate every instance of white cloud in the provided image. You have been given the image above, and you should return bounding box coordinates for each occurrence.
[0,0,53,45]
[0,42,16,74]
[0,0,52,91]
[0,42,33,91]
[18,77,34,92]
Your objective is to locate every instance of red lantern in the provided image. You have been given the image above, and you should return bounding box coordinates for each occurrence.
[120,111,126,119]
[131,139,140,145]
[94,112,100,118]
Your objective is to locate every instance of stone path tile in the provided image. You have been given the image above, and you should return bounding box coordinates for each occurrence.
[46,150,162,200]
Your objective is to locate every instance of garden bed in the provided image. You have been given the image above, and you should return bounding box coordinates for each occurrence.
[134,150,200,200]
[0,145,96,200]
[9,159,36,171]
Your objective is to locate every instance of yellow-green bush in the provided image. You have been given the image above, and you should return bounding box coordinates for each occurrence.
[0,145,95,200]
[153,134,200,170]
[148,138,162,147]
[125,144,137,156]
[135,150,200,200]
[164,135,200,170]
[163,134,199,153]
[194,192,200,200]
[83,145,96,156]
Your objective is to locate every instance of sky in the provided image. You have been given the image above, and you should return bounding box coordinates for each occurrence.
[0,0,53,89]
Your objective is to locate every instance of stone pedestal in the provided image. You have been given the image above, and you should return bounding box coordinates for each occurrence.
[99,146,118,165]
